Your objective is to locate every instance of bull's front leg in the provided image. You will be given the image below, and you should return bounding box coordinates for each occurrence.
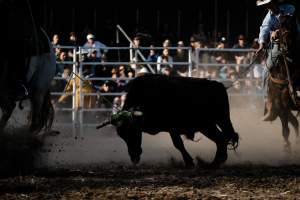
[169,132,194,168]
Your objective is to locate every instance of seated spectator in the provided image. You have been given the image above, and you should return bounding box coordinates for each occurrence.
[157,48,173,75]
[190,34,206,77]
[84,50,101,78]
[130,36,141,63]
[146,45,159,73]
[51,34,61,59]
[83,33,108,59]
[67,32,78,58]
[233,34,249,73]
[56,51,71,76]
[116,65,128,92]
[173,41,188,76]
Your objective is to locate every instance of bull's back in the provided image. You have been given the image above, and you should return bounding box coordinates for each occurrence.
[124,75,229,127]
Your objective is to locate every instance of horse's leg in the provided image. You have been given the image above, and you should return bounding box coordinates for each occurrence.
[29,90,45,135]
[43,91,59,136]
[0,98,16,131]
[287,111,299,144]
[279,112,291,153]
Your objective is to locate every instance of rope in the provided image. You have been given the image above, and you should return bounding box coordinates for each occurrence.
[225,53,261,90]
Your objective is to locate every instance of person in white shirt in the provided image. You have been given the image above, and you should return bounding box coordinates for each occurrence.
[83,34,108,59]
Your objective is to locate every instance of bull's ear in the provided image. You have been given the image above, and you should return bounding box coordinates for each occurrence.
[133,111,143,116]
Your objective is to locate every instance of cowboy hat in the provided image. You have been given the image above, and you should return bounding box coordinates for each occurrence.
[256,0,272,6]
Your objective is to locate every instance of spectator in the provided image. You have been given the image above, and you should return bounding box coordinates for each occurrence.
[146,45,159,72]
[157,48,173,75]
[84,50,101,78]
[130,36,141,63]
[56,51,71,76]
[190,34,205,77]
[67,32,78,58]
[51,34,60,46]
[173,41,188,76]
[233,34,249,73]
[83,33,108,59]
[52,34,61,59]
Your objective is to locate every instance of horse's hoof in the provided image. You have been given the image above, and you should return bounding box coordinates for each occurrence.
[284,144,292,154]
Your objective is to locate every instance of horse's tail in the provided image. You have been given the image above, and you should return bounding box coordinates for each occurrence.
[41,90,54,132]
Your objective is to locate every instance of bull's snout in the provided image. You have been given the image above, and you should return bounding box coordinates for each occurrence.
[131,156,141,165]
[129,148,142,165]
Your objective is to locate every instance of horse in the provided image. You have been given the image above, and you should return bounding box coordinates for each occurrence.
[264,14,300,152]
[0,0,57,135]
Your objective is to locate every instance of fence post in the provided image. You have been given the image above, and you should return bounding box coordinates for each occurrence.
[79,53,84,136]
[72,46,78,137]
[188,47,192,77]
[196,48,200,78]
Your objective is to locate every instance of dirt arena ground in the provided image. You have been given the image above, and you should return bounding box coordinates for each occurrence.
[1,96,300,199]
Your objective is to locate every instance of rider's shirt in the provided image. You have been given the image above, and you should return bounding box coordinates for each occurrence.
[258,4,299,44]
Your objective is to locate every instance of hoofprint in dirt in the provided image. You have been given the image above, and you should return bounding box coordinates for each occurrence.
[0,164,300,199]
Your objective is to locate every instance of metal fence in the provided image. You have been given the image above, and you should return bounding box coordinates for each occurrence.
[51,45,265,131]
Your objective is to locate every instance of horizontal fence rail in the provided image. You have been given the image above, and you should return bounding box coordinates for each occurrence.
[50,45,265,130]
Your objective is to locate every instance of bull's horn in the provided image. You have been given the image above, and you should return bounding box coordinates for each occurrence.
[133,111,143,116]
[96,119,111,129]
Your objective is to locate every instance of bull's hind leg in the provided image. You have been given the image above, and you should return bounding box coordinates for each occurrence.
[169,132,194,168]
[279,112,291,153]
[201,125,228,168]
[0,99,16,131]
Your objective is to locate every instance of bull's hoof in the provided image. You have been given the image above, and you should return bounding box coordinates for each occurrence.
[131,157,140,165]
[185,161,195,169]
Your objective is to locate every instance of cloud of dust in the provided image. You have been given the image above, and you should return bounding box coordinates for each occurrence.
[2,95,300,171]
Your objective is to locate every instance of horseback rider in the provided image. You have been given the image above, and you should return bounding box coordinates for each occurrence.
[256,0,300,121]
[10,0,53,101]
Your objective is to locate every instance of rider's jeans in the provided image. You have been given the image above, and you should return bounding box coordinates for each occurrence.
[263,42,281,99]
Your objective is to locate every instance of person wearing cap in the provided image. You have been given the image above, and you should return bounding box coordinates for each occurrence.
[83,33,108,59]
[256,0,300,121]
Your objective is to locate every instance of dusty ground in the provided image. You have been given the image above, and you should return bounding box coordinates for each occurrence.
[1,164,300,199]
[1,96,300,199]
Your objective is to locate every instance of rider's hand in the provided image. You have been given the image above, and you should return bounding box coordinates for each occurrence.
[271,30,280,41]
[255,42,265,56]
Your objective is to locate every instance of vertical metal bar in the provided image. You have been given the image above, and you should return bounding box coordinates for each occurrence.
[73,47,78,137]
[72,47,77,123]
[196,48,200,78]
[79,57,83,136]
[188,48,192,77]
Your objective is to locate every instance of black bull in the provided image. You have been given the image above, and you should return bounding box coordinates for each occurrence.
[115,75,239,167]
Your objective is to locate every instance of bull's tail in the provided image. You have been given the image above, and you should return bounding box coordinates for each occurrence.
[227,132,239,150]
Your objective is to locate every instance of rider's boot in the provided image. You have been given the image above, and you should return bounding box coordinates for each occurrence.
[261,97,275,121]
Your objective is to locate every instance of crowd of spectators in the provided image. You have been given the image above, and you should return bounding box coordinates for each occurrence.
[51,31,266,110]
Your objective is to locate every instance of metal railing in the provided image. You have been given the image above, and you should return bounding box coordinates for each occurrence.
[51,45,265,130]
